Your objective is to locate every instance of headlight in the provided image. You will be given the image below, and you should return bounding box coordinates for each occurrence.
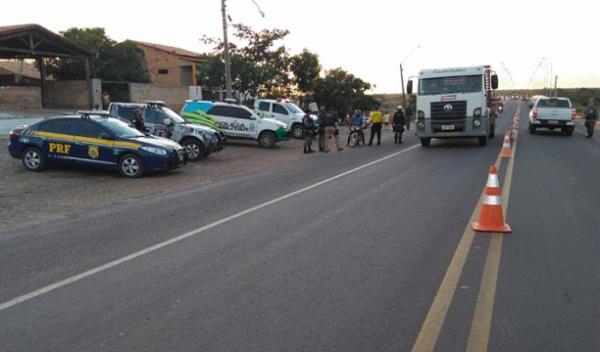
[418,110,425,119]
[473,119,481,128]
[417,121,425,129]
[141,146,168,156]
[473,108,482,117]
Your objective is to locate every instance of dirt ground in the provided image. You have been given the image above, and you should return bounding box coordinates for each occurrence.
[0,136,326,234]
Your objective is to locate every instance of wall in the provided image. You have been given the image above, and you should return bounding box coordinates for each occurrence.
[46,80,89,109]
[0,86,41,109]
[140,46,181,87]
[129,83,188,112]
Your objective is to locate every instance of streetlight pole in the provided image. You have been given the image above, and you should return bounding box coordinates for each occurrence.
[221,0,233,100]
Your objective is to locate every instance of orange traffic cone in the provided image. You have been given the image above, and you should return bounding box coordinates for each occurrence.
[500,133,512,158]
[472,166,512,233]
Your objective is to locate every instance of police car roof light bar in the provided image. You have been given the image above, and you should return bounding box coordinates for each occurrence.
[77,111,110,119]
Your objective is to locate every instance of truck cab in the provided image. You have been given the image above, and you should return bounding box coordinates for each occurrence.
[408,66,499,147]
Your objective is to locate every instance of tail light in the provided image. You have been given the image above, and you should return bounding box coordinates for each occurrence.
[571,109,577,120]
[9,130,20,138]
[532,109,538,118]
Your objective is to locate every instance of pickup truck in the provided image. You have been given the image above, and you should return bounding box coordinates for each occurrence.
[528,96,576,135]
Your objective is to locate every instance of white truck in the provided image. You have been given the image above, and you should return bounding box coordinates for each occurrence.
[528,96,576,135]
[254,99,307,139]
[407,65,499,146]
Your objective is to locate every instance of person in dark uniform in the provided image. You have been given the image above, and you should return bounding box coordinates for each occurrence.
[584,98,598,138]
[318,106,327,152]
[404,106,413,130]
[131,108,146,132]
[302,110,316,154]
[393,105,406,144]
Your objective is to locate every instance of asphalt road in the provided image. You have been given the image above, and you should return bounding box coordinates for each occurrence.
[0,101,598,352]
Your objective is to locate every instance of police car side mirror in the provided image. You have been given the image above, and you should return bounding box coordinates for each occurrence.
[163,118,173,126]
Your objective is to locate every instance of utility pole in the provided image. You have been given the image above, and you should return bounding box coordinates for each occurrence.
[221,0,233,100]
[554,75,558,97]
[400,64,407,109]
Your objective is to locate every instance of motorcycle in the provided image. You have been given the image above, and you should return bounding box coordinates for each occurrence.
[348,123,368,148]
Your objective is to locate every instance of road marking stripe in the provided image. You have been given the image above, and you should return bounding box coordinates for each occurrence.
[465,136,518,352]
[411,155,503,352]
[0,144,420,312]
[411,103,520,352]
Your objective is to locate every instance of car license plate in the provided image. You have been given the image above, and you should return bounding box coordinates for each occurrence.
[441,125,455,131]
[548,120,559,125]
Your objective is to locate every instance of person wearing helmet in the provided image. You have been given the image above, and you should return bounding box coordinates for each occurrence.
[393,105,406,144]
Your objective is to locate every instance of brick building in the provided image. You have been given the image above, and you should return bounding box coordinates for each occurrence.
[131,40,204,87]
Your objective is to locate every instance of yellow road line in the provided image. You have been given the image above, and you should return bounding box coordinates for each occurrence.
[465,137,518,352]
[411,103,520,352]
[411,155,503,352]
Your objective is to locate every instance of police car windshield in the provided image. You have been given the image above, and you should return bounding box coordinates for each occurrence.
[162,107,186,124]
[284,103,303,114]
[97,118,145,138]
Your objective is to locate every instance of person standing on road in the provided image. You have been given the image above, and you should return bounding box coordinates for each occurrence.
[317,106,326,152]
[383,111,390,131]
[392,105,406,144]
[584,98,598,138]
[302,110,316,154]
[405,106,413,130]
[321,106,343,153]
[131,108,146,133]
[368,106,383,146]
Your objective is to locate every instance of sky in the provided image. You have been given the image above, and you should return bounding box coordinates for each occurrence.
[2,0,599,93]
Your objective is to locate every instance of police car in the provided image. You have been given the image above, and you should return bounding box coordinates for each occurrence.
[7,111,187,178]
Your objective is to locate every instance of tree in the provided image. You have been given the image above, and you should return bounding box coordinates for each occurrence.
[313,68,378,116]
[46,27,150,83]
[290,49,321,97]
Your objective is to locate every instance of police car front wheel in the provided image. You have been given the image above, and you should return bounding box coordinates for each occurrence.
[119,154,144,178]
[22,147,46,172]
[181,138,205,161]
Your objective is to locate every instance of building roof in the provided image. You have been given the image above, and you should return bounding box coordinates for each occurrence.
[130,40,204,63]
[0,59,53,80]
[0,24,91,59]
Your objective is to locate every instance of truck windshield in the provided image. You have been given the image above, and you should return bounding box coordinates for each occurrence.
[419,75,483,95]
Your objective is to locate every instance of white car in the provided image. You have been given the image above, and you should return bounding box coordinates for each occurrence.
[181,100,289,148]
[255,99,309,139]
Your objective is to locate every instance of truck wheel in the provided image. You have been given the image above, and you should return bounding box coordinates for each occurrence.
[420,138,431,147]
[181,138,206,161]
[291,123,304,139]
[528,125,536,134]
[258,131,276,148]
[21,147,46,172]
[563,127,574,136]
[478,136,488,146]
[119,154,144,178]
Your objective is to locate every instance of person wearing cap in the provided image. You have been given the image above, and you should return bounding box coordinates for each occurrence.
[392,105,406,144]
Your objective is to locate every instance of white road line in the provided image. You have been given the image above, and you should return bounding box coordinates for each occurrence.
[0,144,420,312]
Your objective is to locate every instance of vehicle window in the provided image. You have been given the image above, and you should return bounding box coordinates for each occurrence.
[38,119,75,135]
[97,118,144,138]
[161,107,186,124]
[258,102,271,112]
[208,106,253,119]
[284,103,303,114]
[144,108,165,124]
[538,99,570,108]
[273,104,289,115]
[419,75,483,95]
[72,120,109,138]
[112,105,137,121]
